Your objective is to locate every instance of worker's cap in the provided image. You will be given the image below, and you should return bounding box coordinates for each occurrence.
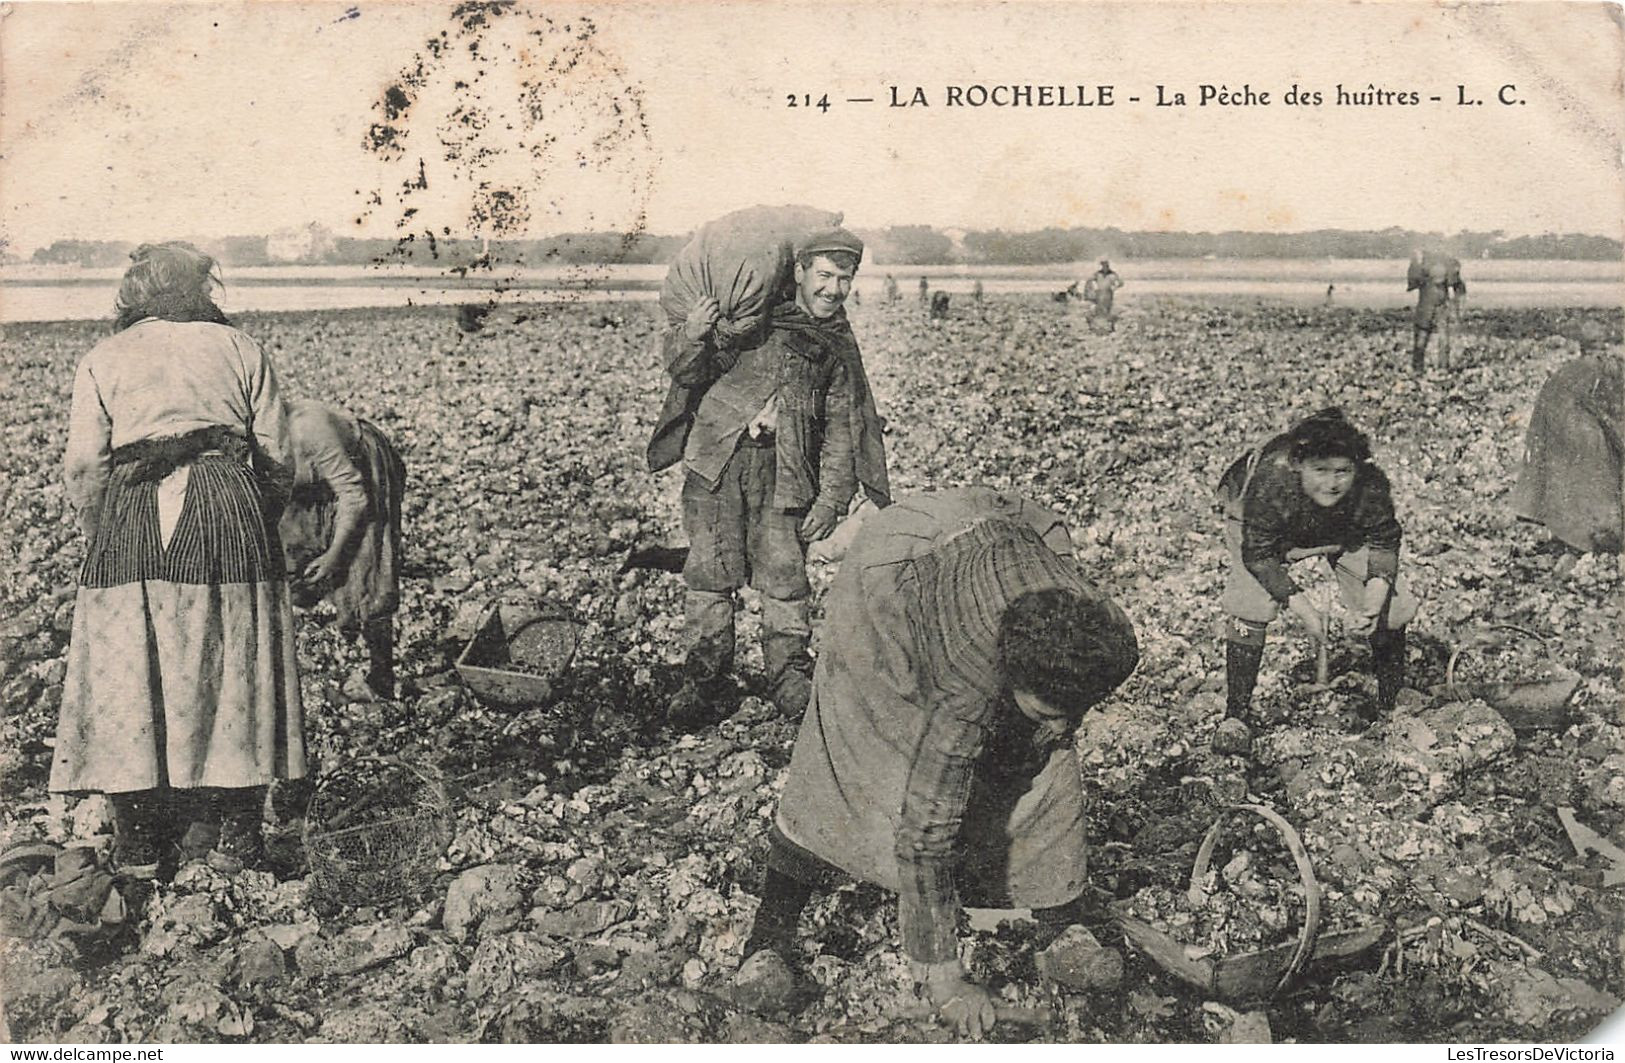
[1099,258,1111,267]
[796,227,864,265]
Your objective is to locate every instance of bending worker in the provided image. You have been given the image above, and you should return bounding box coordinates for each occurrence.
[737,488,1139,1037]
[280,399,406,700]
[1215,408,1418,741]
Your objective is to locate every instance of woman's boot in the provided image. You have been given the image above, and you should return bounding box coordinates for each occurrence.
[207,787,268,874]
[109,789,167,880]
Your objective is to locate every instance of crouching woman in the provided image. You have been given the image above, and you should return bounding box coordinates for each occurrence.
[1216,407,1419,734]
[737,488,1139,1038]
[53,243,306,878]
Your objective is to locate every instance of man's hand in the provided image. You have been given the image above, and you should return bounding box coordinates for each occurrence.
[1286,591,1327,641]
[1347,577,1392,638]
[799,504,840,544]
[920,960,999,1040]
[684,296,721,342]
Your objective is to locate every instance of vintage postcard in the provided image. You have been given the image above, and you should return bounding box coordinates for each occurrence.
[1,0,1622,1048]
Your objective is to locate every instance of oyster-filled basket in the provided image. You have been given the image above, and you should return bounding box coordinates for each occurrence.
[455,599,584,709]
[1114,803,1384,1001]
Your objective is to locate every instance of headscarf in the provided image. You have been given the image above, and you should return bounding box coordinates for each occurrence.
[113,242,230,332]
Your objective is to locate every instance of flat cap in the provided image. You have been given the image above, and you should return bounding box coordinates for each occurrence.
[797,227,864,263]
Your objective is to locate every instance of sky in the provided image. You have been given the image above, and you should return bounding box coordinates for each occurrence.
[1,1,1622,255]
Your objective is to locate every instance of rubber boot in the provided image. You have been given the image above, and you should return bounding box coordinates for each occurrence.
[761,594,813,718]
[1369,626,1407,719]
[1225,639,1265,721]
[742,867,813,961]
[363,617,395,699]
[670,590,736,729]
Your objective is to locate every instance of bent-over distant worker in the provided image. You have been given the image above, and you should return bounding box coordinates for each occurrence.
[280,399,407,699]
[737,488,1138,1038]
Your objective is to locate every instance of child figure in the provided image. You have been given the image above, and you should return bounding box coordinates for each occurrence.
[1214,408,1419,741]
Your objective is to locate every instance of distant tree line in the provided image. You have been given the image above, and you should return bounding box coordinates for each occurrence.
[26,226,1621,268]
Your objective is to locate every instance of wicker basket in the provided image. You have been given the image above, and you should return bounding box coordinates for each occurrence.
[1446,624,1580,731]
[455,599,584,710]
[303,757,453,907]
[1114,803,1383,1001]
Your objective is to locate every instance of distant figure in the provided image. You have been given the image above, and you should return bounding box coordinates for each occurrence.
[918,275,930,307]
[930,290,951,320]
[972,279,984,303]
[883,274,899,304]
[456,303,493,335]
[1085,259,1123,332]
[852,289,862,308]
[1509,321,1623,554]
[1325,284,1336,306]
[1407,250,1466,373]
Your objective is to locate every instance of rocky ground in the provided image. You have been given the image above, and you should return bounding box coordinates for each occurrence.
[1,295,1621,1043]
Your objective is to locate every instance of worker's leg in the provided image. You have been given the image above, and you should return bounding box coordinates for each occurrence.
[1225,620,1268,719]
[203,785,268,874]
[1370,626,1407,715]
[682,591,736,684]
[108,787,171,878]
[743,827,846,960]
[760,592,813,716]
[1333,549,1419,716]
[1411,326,1430,374]
[1220,518,1280,721]
[362,616,395,699]
[675,465,747,726]
[743,452,815,718]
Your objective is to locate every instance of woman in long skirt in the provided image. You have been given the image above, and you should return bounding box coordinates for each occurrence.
[53,243,305,878]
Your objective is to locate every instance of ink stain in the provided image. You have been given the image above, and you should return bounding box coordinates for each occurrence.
[357,1,660,303]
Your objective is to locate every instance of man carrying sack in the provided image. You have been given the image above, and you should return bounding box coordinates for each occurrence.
[651,227,889,726]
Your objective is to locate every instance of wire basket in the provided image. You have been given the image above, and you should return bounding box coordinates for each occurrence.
[303,757,453,908]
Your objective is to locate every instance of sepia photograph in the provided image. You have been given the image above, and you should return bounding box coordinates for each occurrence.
[1,0,1622,1047]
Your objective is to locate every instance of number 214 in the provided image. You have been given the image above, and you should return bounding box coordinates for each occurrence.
[786,93,830,112]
